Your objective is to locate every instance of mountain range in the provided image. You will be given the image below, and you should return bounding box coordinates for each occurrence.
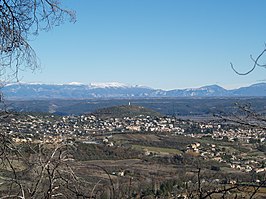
[2,82,266,100]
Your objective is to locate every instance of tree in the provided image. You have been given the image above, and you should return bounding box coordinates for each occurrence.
[0,0,75,83]
[0,1,78,198]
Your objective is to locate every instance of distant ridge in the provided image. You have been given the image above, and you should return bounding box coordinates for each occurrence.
[2,82,266,99]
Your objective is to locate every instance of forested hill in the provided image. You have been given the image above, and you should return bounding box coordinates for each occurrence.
[92,105,162,118]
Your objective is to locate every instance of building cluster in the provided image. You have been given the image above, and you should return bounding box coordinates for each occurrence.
[186,123,265,144]
[1,114,186,143]
[186,141,266,173]
[0,113,265,174]
[0,113,265,145]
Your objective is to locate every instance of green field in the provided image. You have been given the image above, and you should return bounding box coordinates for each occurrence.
[132,144,182,155]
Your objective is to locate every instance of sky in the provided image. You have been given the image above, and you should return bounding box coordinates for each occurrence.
[21,0,266,90]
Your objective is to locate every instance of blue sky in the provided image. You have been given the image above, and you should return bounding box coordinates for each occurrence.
[22,0,266,90]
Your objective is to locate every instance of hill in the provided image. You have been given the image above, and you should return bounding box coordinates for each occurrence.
[92,105,162,118]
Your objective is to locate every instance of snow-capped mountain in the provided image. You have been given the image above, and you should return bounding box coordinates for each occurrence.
[88,82,129,88]
[65,82,85,86]
[165,85,228,97]
[2,82,266,99]
[2,82,154,99]
[229,83,266,96]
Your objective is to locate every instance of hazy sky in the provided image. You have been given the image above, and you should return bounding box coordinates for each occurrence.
[22,0,266,90]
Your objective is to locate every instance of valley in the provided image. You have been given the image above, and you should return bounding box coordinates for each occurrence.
[0,104,265,198]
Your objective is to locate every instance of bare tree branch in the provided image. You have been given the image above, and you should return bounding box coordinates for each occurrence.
[231,47,266,75]
[0,0,75,82]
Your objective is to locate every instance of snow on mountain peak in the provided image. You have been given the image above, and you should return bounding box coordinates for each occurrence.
[89,82,130,88]
[65,82,84,86]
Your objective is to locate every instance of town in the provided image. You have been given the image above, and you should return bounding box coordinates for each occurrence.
[1,107,265,176]
[0,103,266,198]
